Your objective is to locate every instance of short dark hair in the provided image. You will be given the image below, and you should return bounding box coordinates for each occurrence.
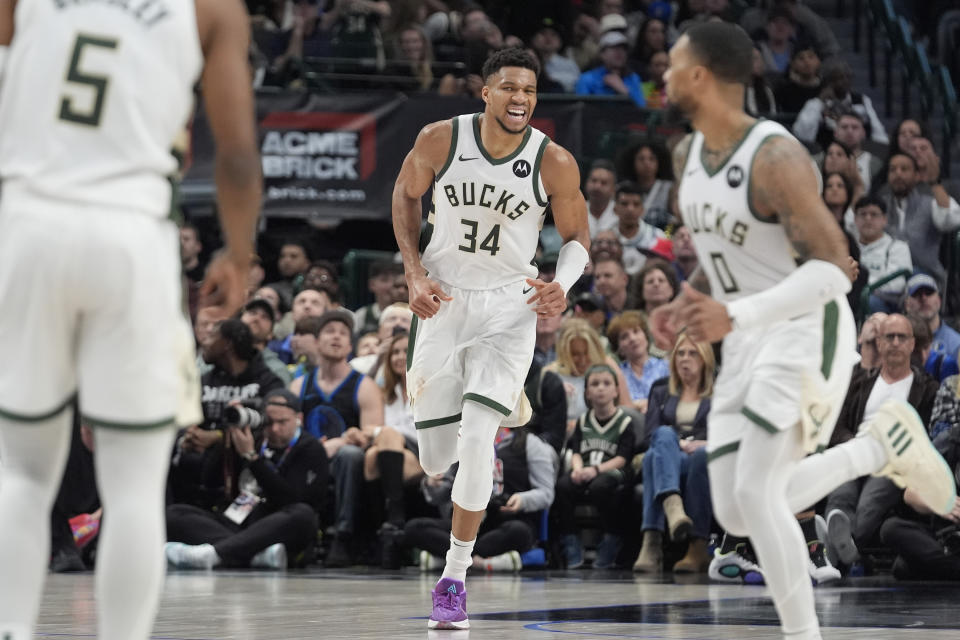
[294,316,324,337]
[482,47,540,81]
[369,260,402,279]
[889,152,919,172]
[615,180,645,199]
[684,21,753,85]
[826,139,854,158]
[589,158,616,175]
[837,110,865,126]
[218,318,258,361]
[281,240,311,261]
[854,194,887,215]
[310,259,339,281]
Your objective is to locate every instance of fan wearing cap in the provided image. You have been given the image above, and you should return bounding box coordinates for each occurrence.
[165,388,329,570]
[530,18,580,92]
[904,274,960,363]
[240,298,292,385]
[574,30,646,107]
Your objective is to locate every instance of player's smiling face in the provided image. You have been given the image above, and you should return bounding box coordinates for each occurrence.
[483,67,538,134]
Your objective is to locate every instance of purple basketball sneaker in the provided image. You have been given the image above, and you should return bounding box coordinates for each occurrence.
[427,578,469,630]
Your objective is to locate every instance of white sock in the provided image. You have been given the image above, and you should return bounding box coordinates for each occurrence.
[0,412,74,637]
[94,426,177,640]
[441,534,475,583]
[786,436,887,512]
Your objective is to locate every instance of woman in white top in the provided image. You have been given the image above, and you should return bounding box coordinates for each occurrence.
[364,330,423,530]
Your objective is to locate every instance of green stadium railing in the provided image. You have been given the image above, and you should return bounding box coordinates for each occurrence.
[339,249,395,311]
[858,268,912,325]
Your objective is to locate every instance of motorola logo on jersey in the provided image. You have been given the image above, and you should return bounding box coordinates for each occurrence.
[512,159,531,178]
[726,165,744,188]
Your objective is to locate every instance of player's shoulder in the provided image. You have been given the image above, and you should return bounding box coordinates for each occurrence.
[751,128,815,177]
[195,0,249,52]
[413,118,455,154]
[539,141,579,185]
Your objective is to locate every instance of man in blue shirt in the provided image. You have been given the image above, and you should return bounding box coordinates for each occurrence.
[575,31,646,107]
[903,273,960,361]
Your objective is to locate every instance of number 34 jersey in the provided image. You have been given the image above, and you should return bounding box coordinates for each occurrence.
[678,119,801,303]
[423,113,550,290]
[0,0,203,218]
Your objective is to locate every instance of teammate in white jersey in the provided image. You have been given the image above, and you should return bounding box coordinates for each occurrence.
[0,1,260,639]
[653,22,956,640]
[393,48,590,630]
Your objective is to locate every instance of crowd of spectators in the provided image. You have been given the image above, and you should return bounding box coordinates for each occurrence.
[47,1,960,581]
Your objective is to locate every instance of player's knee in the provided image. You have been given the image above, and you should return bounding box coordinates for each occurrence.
[710,484,748,537]
[419,455,453,477]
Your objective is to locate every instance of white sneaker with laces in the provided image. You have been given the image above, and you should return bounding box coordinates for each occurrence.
[250,543,287,570]
[165,542,219,570]
[481,550,521,572]
[862,399,957,515]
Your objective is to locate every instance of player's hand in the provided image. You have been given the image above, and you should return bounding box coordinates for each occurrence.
[525,278,567,317]
[649,294,688,348]
[200,251,251,321]
[677,282,732,343]
[407,272,452,320]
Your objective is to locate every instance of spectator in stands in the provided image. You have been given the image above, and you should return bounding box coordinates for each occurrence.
[756,7,795,74]
[404,425,556,572]
[269,286,334,364]
[613,181,668,276]
[556,365,636,569]
[606,311,669,412]
[670,225,700,282]
[170,320,286,509]
[584,159,619,237]
[253,285,282,319]
[363,331,424,561]
[350,302,413,376]
[590,229,624,264]
[575,31,647,107]
[572,292,608,335]
[632,332,714,574]
[529,17,580,92]
[327,0,390,63]
[890,118,928,156]
[615,139,675,230]
[593,257,631,318]
[165,389,328,570]
[180,222,205,284]
[909,137,960,201]
[825,314,939,571]
[832,112,883,194]
[289,309,384,567]
[741,0,840,60]
[642,50,669,109]
[822,172,868,315]
[854,196,912,314]
[903,274,960,362]
[355,331,380,358]
[565,11,601,71]
[930,372,960,442]
[533,312,562,369]
[353,260,403,337]
[912,312,959,384]
[51,416,99,572]
[880,153,960,285]
[390,24,435,91]
[194,306,219,374]
[267,241,312,309]
[746,44,778,116]
[303,260,339,296]
[793,58,888,149]
[391,269,409,303]
[240,298,293,385]
[545,319,631,427]
[523,358,568,457]
[288,316,324,382]
[774,41,821,118]
[631,17,668,68]
[821,141,865,231]
[881,483,960,581]
[632,259,678,316]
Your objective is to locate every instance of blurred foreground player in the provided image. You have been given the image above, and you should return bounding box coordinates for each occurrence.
[0,0,261,638]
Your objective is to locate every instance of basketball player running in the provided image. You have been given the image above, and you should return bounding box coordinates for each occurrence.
[0,1,260,639]
[393,48,590,630]
[652,22,956,640]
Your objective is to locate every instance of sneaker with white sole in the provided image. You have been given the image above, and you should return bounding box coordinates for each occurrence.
[862,399,957,515]
[479,550,521,572]
[427,578,469,630]
[164,542,219,570]
[708,544,764,585]
[250,543,287,570]
[825,509,859,566]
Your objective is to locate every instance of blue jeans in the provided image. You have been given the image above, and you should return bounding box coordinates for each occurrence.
[641,426,712,538]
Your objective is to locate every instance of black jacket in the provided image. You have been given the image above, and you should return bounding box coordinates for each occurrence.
[830,365,940,446]
[200,352,286,430]
[241,431,329,524]
[639,381,711,452]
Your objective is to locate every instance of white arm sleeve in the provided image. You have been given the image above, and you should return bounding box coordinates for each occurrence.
[553,240,589,295]
[724,259,851,331]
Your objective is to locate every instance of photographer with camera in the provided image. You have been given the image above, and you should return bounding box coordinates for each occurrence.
[169,319,286,508]
[165,389,328,569]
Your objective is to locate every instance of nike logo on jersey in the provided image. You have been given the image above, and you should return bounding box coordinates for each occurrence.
[458,154,479,161]
[522,286,534,295]
[686,168,700,176]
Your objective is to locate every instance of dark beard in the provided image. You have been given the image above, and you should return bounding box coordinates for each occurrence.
[494,115,526,135]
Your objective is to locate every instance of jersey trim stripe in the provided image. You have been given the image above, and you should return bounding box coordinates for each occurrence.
[699,119,762,177]
[463,392,511,416]
[415,412,462,429]
[707,440,740,463]
[741,406,779,434]
[407,315,419,371]
[471,113,532,166]
[0,393,75,423]
[82,414,175,430]
[435,117,459,182]
[745,133,785,224]
[532,136,550,207]
[821,300,839,379]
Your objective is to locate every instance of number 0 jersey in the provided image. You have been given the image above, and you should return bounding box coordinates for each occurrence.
[0,0,203,218]
[422,113,550,290]
[678,119,801,303]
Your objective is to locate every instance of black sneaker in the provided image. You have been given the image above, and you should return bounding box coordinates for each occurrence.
[379,522,405,570]
[324,535,353,568]
[50,547,86,573]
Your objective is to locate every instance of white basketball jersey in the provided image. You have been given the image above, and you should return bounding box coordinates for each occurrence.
[0,0,203,218]
[423,113,550,290]
[678,120,801,302]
